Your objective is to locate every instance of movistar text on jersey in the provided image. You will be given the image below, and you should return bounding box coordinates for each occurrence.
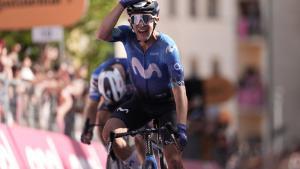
[0,0,60,10]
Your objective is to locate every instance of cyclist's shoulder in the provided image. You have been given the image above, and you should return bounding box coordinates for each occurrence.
[157,33,179,57]
[91,58,114,76]
[158,32,177,46]
[113,57,128,65]
[114,25,133,36]
[91,57,128,76]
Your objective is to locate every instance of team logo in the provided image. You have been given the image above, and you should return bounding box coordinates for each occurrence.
[131,57,162,79]
[166,45,176,53]
[174,63,183,71]
[117,107,129,114]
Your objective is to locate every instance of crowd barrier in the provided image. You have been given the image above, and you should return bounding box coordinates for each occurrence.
[0,123,107,169]
[0,123,220,169]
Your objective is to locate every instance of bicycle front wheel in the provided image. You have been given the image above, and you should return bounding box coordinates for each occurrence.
[106,154,124,169]
[143,161,156,169]
[143,155,158,169]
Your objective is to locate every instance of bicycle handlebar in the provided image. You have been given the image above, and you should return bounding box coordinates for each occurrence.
[109,122,179,141]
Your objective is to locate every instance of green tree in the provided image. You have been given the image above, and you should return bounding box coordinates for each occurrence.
[66,0,118,72]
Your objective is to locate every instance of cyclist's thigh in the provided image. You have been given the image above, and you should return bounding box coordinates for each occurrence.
[111,95,150,130]
[102,118,127,143]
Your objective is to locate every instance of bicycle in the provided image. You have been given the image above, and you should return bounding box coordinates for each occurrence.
[108,120,181,169]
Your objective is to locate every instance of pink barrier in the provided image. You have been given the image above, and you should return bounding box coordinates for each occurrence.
[0,124,25,169]
[0,124,221,169]
[183,160,221,169]
[0,124,107,169]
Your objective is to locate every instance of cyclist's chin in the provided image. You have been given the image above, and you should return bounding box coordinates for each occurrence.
[136,33,151,42]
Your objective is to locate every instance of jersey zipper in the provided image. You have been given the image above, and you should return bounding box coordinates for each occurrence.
[143,53,150,99]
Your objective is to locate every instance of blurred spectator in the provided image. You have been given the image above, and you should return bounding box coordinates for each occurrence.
[20,56,35,81]
[238,15,249,38]
[56,63,88,138]
[0,43,88,140]
[0,47,13,79]
[185,57,205,113]
[0,39,5,71]
[238,66,264,109]
[200,60,235,167]
[204,60,235,106]
[238,1,261,37]
[184,58,206,160]
[8,43,21,65]
[237,66,264,158]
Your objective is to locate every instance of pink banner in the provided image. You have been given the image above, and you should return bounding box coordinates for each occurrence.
[184,160,221,169]
[0,124,25,169]
[7,124,107,169]
[0,123,220,169]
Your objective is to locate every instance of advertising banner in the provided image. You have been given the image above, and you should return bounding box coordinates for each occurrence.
[7,125,107,169]
[0,124,25,169]
[0,0,87,30]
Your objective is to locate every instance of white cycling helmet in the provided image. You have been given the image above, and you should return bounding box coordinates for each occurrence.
[98,67,126,103]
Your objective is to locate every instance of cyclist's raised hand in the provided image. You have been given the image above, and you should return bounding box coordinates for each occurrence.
[80,119,94,145]
[177,124,188,148]
[119,0,145,8]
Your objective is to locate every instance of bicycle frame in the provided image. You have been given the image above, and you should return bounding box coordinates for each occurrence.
[108,122,178,169]
[144,130,159,169]
[83,119,179,169]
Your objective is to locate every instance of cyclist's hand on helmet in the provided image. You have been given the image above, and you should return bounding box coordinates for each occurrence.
[176,123,188,148]
[119,0,145,8]
[80,119,94,145]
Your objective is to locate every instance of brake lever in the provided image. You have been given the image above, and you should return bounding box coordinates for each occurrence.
[164,122,183,152]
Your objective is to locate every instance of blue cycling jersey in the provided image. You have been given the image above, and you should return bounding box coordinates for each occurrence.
[89,57,132,102]
[111,25,185,100]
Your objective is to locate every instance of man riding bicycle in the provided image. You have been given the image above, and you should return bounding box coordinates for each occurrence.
[97,0,188,169]
[80,57,142,168]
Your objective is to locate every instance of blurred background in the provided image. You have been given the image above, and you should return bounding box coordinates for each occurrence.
[1,0,300,168]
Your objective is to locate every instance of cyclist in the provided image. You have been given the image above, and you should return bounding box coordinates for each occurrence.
[80,57,142,168]
[96,0,188,168]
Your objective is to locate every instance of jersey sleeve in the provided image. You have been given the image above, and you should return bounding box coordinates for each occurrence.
[166,44,185,87]
[88,72,101,101]
[110,25,131,43]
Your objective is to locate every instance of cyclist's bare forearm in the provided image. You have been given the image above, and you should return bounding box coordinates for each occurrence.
[83,98,99,124]
[172,85,188,125]
[96,3,124,41]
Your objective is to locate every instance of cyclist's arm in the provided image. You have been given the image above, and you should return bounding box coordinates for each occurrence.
[165,42,187,124]
[85,70,103,124]
[172,85,188,125]
[96,3,125,41]
[83,97,101,125]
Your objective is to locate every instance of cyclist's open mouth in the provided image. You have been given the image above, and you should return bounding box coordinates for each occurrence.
[137,28,149,35]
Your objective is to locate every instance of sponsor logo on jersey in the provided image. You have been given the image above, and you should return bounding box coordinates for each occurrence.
[149,52,159,56]
[131,57,162,79]
[117,107,129,114]
[173,63,183,71]
[166,45,176,53]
